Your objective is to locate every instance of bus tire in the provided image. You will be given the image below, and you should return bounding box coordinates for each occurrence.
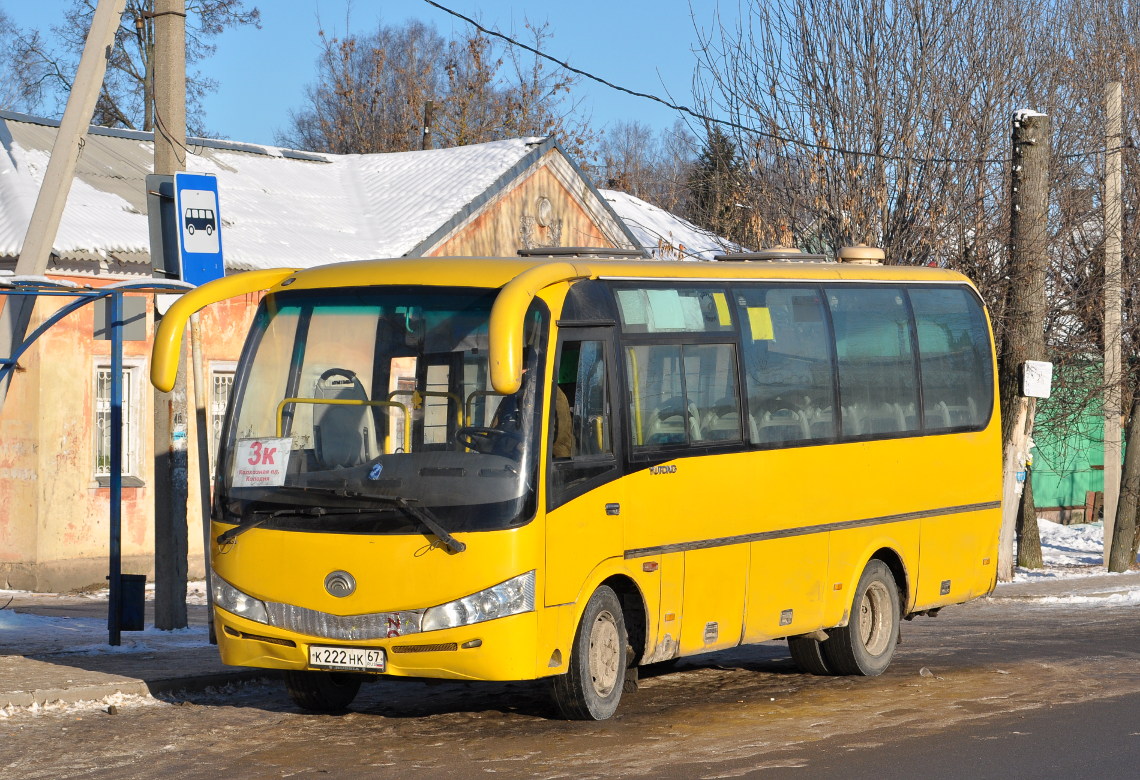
[187,223,195,235]
[788,635,833,675]
[551,585,627,720]
[822,560,900,676]
[284,670,362,712]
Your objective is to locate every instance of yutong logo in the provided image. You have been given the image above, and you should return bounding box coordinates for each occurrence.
[649,465,677,475]
[324,570,356,598]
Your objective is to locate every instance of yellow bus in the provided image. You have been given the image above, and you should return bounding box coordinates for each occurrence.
[151,253,1001,720]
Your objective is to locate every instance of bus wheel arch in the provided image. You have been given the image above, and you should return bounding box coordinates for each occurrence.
[870,547,910,616]
[601,574,647,668]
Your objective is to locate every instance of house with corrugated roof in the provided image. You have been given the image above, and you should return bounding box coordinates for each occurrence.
[1,109,725,591]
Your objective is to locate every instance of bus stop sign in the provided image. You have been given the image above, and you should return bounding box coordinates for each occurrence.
[174,172,225,286]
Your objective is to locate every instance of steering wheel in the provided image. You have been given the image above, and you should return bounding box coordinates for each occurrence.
[455,426,523,455]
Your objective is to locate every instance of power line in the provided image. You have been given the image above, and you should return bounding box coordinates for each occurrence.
[421,0,1128,168]
[420,0,1008,166]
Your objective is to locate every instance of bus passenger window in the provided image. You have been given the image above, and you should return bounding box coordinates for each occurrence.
[736,287,835,445]
[555,340,611,458]
[909,287,992,431]
[626,343,741,449]
[828,287,919,436]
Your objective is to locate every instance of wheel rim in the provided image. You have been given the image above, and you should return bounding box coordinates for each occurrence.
[588,609,621,697]
[858,580,893,657]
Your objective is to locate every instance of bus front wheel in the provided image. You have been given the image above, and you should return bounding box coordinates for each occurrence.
[284,670,362,712]
[551,585,627,720]
[822,560,900,676]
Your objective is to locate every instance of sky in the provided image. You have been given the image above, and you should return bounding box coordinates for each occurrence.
[2,0,734,148]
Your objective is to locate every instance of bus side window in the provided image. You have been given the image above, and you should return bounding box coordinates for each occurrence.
[737,286,836,445]
[554,340,611,458]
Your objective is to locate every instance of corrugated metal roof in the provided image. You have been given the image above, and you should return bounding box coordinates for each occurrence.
[0,112,549,271]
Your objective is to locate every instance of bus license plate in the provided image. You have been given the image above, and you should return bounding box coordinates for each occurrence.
[308,645,386,672]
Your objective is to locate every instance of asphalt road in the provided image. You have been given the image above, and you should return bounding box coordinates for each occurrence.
[4,589,1140,779]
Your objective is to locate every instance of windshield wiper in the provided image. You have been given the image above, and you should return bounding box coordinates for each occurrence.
[222,488,467,554]
[217,506,327,545]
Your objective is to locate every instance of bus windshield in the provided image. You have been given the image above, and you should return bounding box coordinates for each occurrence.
[219,286,546,536]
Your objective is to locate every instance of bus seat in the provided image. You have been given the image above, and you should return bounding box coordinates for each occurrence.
[807,406,835,438]
[863,402,907,435]
[701,399,743,442]
[646,399,701,445]
[757,408,809,443]
[313,368,378,468]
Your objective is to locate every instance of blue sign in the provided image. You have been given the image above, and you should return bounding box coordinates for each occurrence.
[174,172,225,286]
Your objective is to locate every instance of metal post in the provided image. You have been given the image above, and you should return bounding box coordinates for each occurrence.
[1104,81,1123,563]
[108,290,124,646]
[190,313,216,642]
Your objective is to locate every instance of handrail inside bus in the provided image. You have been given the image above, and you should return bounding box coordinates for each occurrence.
[150,268,298,392]
[275,397,411,453]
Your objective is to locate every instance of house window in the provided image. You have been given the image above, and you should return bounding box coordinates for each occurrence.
[210,366,236,475]
[94,364,143,486]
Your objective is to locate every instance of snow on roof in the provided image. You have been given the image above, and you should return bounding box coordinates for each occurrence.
[0,112,546,271]
[599,188,744,261]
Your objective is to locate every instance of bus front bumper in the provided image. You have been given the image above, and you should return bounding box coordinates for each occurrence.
[214,606,541,682]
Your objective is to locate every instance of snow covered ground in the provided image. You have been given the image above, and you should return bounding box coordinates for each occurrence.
[0,580,212,656]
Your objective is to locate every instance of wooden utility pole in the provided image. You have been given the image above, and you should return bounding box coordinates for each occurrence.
[1104,81,1123,565]
[422,101,435,150]
[1109,396,1140,571]
[997,110,1051,581]
[152,0,189,631]
[0,0,127,414]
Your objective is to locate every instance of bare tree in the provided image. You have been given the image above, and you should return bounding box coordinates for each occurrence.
[497,22,595,165]
[281,19,593,160]
[594,119,697,211]
[4,0,260,133]
[282,21,445,154]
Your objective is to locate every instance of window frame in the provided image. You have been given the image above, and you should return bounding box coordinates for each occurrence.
[93,358,146,488]
[602,279,994,468]
[209,361,237,477]
[547,327,625,512]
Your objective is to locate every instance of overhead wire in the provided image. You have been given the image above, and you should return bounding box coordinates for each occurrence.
[420,0,1130,167]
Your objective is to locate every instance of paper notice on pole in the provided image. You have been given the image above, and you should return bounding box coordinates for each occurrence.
[232,438,292,487]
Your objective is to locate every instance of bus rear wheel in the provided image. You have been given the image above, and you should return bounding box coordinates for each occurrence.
[551,585,627,720]
[788,635,833,675]
[822,560,900,676]
[284,670,362,712]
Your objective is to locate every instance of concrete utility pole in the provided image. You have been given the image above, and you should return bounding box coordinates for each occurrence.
[0,0,127,413]
[152,0,189,631]
[1103,81,1123,564]
[997,110,1051,582]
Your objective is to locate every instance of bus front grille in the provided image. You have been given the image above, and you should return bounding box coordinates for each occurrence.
[264,601,423,641]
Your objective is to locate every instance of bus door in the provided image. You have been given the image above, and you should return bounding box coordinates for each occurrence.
[544,330,625,608]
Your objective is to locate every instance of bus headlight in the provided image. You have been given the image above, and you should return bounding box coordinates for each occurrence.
[211,572,269,625]
[421,571,535,632]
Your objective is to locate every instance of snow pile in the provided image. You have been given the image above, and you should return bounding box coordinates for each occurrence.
[0,581,211,656]
[1016,518,1108,575]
